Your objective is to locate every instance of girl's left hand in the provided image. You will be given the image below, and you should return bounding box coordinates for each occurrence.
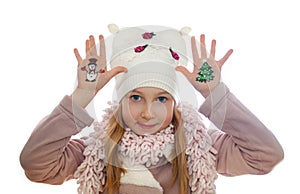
[176,34,233,98]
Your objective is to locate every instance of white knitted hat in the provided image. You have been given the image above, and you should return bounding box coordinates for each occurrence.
[108,24,197,105]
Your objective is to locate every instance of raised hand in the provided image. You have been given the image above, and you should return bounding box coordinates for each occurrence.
[72,35,127,107]
[176,34,233,97]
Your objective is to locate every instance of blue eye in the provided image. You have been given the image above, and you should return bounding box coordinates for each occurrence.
[130,95,141,101]
[157,96,167,103]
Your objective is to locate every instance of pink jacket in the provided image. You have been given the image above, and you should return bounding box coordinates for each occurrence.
[20,83,284,193]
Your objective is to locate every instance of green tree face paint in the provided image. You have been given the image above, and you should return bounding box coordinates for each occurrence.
[196,61,214,83]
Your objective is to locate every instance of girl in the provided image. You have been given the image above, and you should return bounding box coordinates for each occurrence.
[20,25,284,194]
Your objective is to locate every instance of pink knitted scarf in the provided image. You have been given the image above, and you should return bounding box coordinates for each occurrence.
[119,124,175,168]
[74,102,218,194]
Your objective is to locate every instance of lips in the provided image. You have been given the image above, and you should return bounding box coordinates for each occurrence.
[138,123,157,130]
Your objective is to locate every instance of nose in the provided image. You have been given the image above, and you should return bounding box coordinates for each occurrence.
[140,103,153,120]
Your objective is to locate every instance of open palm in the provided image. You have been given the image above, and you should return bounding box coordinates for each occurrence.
[74,35,127,94]
[176,34,233,97]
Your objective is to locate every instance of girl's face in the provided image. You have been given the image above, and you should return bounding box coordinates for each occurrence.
[121,87,175,135]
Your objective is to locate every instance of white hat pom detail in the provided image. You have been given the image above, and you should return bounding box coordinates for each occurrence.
[179,26,191,35]
[108,23,120,34]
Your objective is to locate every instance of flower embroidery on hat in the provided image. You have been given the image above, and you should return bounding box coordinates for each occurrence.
[169,48,180,60]
[134,44,148,53]
[142,32,156,39]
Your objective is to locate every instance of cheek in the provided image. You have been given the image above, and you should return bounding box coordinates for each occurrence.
[164,106,174,125]
[121,100,140,124]
[153,104,166,118]
[152,102,174,123]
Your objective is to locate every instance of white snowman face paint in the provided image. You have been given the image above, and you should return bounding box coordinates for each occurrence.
[80,58,105,82]
[89,64,96,70]
[85,58,98,82]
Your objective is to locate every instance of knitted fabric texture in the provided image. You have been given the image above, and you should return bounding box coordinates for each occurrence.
[109,26,189,103]
[74,102,218,194]
[119,124,175,168]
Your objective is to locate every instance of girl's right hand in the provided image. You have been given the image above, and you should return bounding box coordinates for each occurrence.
[72,35,127,108]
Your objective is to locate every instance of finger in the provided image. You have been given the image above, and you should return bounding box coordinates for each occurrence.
[191,36,200,65]
[99,35,107,65]
[85,39,90,56]
[218,49,233,69]
[89,35,97,55]
[74,48,82,66]
[175,66,192,80]
[200,34,207,58]
[210,39,216,59]
[105,66,128,80]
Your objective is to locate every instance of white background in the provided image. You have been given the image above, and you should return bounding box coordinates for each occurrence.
[1,0,299,193]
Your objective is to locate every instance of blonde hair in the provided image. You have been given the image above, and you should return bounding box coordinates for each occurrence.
[104,104,189,194]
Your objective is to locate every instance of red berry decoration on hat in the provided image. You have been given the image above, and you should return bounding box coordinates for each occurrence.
[142,32,156,39]
[134,44,148,53]
[169,48,180,60]
[137,31,181,61]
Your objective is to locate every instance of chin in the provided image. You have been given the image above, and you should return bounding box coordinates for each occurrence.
[132,127,161,136]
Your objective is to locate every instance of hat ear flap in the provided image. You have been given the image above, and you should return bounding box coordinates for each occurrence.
[108,23,120,34]
[179,26,191,35]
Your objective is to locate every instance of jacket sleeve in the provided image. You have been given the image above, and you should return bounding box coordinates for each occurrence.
[199,83,284,176]
[19,95,94,184]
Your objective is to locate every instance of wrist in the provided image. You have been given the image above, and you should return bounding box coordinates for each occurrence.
[199,82,221,98]
[71,88,96,108]
[200,90,210,98]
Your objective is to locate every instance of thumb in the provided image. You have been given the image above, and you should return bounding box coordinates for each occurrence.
[175,66,192,79]
[106,66,128,80]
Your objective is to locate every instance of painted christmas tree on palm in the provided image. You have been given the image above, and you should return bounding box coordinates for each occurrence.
[196,61,214,82]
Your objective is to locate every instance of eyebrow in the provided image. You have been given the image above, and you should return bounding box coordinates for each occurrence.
[129,90,143,95]
[156,91,171,96]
